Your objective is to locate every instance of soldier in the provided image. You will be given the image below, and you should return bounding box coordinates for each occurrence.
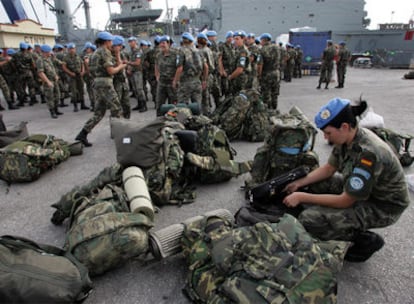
[36,44,62,119]
[112,36,131,119]
[206,30,221,106]
[278,42,287,81]
[32,43,46,104]
[257,33,281,110]
[283,98,410,262]
[75,31,127,147]
[143,37,159,108]
[316,40,336,89]
[11,42,37,106]
[83,42,96,111]
[227,30,250,96]
[196,33,215,114]
[53,44,69,107]
[176,32,205,106]
[245,33,260,89]
[127,37,147,112]
[284,43,296,82]
[154,35,181,116]
[294,44,303,78]
[62,43,89,111]
[218,31,235,99]
[0,49,19,110]
[336,41,351,88]
[140,40,150,104]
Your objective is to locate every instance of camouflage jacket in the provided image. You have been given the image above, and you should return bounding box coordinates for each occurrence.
[219,42,235,72]
[62,53,83,74]
[258,42,280,73]
[36,56,58,81]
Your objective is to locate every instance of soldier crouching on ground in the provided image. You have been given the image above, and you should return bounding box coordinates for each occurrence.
[283,98,410,262]
[75,31,127,147]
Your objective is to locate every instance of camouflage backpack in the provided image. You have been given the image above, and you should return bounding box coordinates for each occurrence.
[368,127,414,167]
[211,90,252,140]
[64,184,153,276]
[0,134,71,183]
[246,106,319,188]
[181,46,203,78]
[181,213,349,304]
[242,90,270,142]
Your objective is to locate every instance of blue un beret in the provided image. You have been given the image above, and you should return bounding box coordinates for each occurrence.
[128,36,137,42]
[19,42,29,49]
[260,33,272,40]
[97,31,114,41]
[225,31,233,39]
[67,43,76,49]
[315,98,351,129]
[40,44,52,53]
[159,35,170,43]
[112,35,125,46]
[206,30,217,37]
[247,33,255,38]
[197,33,208,40]
[233,30,246,38]
[7,49,16,55]
[339,41,346,46]
[182,32,194,42]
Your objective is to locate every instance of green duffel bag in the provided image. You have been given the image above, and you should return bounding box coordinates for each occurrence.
[0,235,93,303]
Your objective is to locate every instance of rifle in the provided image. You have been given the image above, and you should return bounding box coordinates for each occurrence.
[248,166,308,205]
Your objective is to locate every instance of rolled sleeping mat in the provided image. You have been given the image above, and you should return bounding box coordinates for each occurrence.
[122,166,155,221]
[159,102,201,116]
[148,209,234,260]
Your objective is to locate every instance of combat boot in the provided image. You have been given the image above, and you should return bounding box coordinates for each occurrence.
[345,231,385,262]
[139,100,147,112]
[7,101,19,110]
[54,106,63,115]
[316,83,321,89]
[17,99,25,107]
[73,101,79,112]
[49,109,58,119]
[41,94,46,104]
[75,128,92,147]
[59,98,69,107]
[29,97,37,106]
[80,100,90,110]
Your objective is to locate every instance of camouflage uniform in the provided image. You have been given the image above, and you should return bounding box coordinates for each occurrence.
[317,43,336,89]
[207,40,221,106]
[82,47,121,133]
[299,128,410,241]
[257,41,280,109]
[62,52,87,110]
[128,46,146,110]
[36,55,61,114]
[54,50,70,103]
[218,41,235,98]
[143,46,158,104]
[177,45,202,105]
[11,50,37,105]
[246,43,260,89]
[229,45,250,96]
[294,47,303,78]
[113,50,131,119]
[284,46,296,82]
[0,56,19,107]
[336,45,351,88]
[83,52,96,110]
[155,48,180,116]
[197,45,215,114]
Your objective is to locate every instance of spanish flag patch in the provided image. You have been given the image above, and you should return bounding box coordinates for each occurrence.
[361,158,373,167]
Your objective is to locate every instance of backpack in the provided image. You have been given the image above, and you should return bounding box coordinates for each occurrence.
[246,106,319,188]
[64,185,153,276]
[0,119,28,148]
[368,127,414,167]
[182,46,203,78]
[0,235,93,303]
[0,134,71,183]
[211,90,252,140]
[242,92,270,142]
[181,213,349,304]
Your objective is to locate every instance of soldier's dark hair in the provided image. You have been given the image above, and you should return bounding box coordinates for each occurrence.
[95,38,105,47]
[197,38,207,47]
[327,100,368,129]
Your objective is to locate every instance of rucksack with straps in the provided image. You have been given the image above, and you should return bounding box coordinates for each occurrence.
[181,213,349,303]
[0,235,93,303]
[368,127,414,167]
[242,90,270,142]
[246,106,319,189]
[0,134,71,183]
[64,184,153,276]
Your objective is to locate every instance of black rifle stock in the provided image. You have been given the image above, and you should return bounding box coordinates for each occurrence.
[248,166,308,204]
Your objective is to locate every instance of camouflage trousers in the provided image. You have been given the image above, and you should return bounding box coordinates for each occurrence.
[260,70,280,110]
[43,80,60,110]
[209,73,221,104]
[83,78,121,133]
[113,80,131,119]
[155,81,177,116]
[16,70,36,100]
[319,62,334,84]
[147,74,157,103]
[229,73,248,96]
[298,175,406,241]
[336,63,347,86]
[130,71,146,103]
[177,78,201,105]
[0,74,11,102]
[68,75,85,103]
[84,74,95,108]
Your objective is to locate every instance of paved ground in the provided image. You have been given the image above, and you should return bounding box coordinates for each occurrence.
[1,67,413,304]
